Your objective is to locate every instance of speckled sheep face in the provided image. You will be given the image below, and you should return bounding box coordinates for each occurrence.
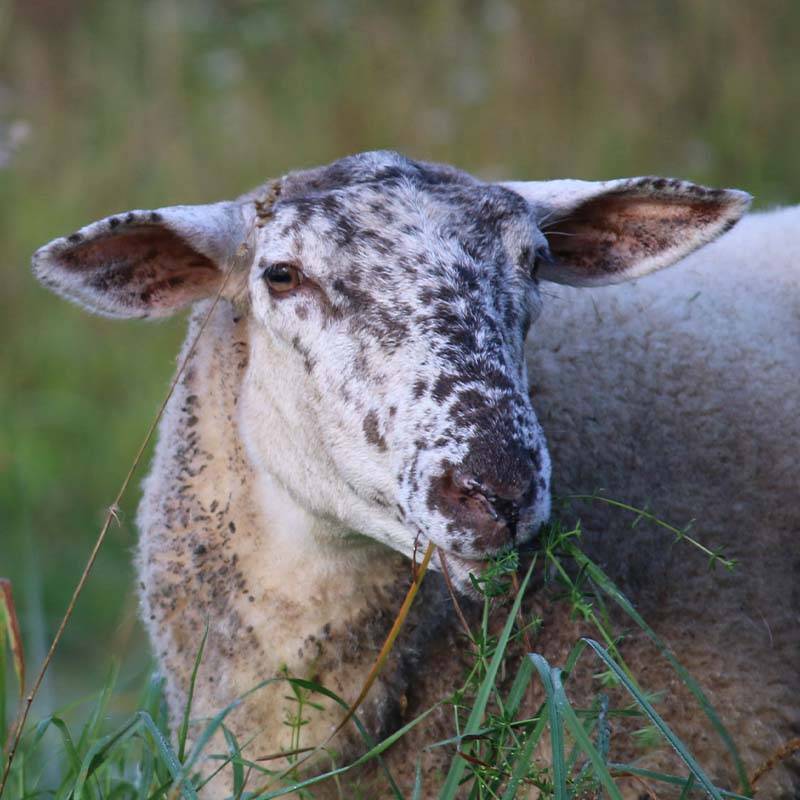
[32,150,750,587]
[241,156,552,572]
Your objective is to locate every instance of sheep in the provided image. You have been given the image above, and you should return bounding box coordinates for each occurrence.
[526,203,800,798]
[32,150,790,797]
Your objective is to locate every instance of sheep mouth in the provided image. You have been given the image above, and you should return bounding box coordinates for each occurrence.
[409,527,537,595]
[429,546,497,596]
[407,529,487,588]
[419,536,541,596]
[438,551,489,580]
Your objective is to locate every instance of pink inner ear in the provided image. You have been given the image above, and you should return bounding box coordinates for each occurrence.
[544,192,731,277]
[61,224,220,311]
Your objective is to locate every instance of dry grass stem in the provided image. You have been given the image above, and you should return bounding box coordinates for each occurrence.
[251,540,436,795]
[749,736,800,790]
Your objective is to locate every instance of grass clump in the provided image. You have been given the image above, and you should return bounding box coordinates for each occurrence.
[1,507,754,799]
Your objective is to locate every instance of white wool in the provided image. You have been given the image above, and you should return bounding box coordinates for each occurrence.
[527,206,800,798]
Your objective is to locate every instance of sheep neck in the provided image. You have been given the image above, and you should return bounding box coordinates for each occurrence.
[135,300,434,769]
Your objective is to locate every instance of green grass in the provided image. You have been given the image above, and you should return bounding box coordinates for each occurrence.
[1,515,754,799]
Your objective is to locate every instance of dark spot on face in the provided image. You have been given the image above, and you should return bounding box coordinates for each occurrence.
[193,544,207,556]
[332,215,357,247]
[67,232,83,243]
[290,335,316,373]
[363,410,388,452]
[449,388,488,422]
[108,217,120,228]
[332,278,362,306]
[432,372,460,403]
[228,521,236,533]
[149,211,162,223]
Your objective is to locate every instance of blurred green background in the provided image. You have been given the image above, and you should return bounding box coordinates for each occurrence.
[2,0,799,711]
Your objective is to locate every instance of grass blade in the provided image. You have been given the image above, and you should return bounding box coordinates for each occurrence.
[42,717,81,773]
[136,712,198,800]
[529,656,567,800]
[504,655,535,722]
[679,773,696,799]
[569,546,750,794]
[438,555,537,800]
[0,579,25,708]
[582,638,723,799]
[549,668,623,800]
[411,755,425,800]
[221,725,245,798]
[178,622,208,762]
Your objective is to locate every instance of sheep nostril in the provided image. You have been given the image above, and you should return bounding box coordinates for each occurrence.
[450,471,519,532]
[490,495,521,539]
[452,470,482,495]
[432,465,543,555]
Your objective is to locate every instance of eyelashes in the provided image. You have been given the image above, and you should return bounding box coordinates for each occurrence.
[263,262,304,295]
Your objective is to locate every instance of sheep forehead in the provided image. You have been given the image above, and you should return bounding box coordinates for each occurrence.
[277,149,478,198]
[265,151,540,359]
[255,153,542,471]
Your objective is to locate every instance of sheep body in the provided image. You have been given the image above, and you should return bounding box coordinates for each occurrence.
[136,206,798,797]
[529,206,800,797]
[32,152,796,797]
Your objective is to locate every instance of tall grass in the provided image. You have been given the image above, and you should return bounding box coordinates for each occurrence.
[2,512,760,799]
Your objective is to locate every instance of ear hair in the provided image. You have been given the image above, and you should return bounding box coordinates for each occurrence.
[32,202,252,318]
[504,177,751,286]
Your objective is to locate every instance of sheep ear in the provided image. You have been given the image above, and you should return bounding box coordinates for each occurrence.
[32,202,251,318]
[503,178,751,286]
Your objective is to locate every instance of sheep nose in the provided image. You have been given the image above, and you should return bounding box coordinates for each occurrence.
[439,469,535,554]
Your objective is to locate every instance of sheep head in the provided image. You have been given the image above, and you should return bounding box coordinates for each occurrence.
[32,151,749,589]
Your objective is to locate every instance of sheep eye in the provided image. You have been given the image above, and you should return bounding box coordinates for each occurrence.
[264,262,303,294]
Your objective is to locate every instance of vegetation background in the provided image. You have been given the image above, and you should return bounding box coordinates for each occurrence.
[2,0,799,720]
